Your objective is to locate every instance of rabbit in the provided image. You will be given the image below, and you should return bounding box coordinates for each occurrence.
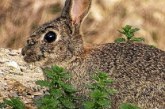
[22,0,165,109]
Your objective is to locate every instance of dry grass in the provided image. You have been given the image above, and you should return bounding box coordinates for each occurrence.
[0,0,165,50]
[0,0,61,48]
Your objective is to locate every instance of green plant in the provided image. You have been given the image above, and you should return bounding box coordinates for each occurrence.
[0,65,142,109]
[150,45,156,48]
[0,97,25,109]
[120,103,140,109]
[35,65,77,109]
[115,25,144,43]
[0,102,6,108]
[83,72,117,109]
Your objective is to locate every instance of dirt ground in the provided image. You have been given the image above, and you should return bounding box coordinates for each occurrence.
[0,0,165,50]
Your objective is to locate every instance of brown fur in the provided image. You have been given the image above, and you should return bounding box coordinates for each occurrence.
[22,0,165,108]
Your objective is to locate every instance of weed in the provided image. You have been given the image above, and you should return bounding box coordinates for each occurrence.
[0,66,141,109]
[115,25,144,43]
[120,103,140,109]
[83,71,117,109]
[0,97,25,109]
[35,65,77,109]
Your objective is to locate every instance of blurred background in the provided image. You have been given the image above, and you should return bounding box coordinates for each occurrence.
[0,0,165,50]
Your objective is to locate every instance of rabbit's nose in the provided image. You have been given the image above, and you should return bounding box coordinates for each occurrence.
[21,47,26,56]
[21,45,34,56]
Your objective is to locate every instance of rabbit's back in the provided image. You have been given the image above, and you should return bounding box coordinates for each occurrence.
[88,43,165,75]
[84,42,165,109]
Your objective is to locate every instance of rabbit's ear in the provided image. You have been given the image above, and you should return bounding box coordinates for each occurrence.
[61,0,91,24]
[61,0,72,19]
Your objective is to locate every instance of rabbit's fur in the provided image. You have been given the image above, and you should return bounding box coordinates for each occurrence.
[22,0,165,108]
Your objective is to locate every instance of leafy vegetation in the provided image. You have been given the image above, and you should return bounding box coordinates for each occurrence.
[35,65,77,109]
[0,65,141,109]
[115,25,144,43]
[0,97,25,109]
[120,103,140,109]
[83,72,117,109]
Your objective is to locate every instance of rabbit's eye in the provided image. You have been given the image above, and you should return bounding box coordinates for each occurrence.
[44,31,57,43]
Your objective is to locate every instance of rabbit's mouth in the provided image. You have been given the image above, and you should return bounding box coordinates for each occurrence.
[23,54,44,63]
[22,48,45,63]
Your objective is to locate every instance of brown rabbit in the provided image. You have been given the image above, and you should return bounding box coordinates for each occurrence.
[22,0,165,108]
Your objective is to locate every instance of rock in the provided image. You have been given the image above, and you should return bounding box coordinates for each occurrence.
[0,48,44,107]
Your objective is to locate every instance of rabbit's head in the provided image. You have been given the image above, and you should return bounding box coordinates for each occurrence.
[22,0,91,63]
